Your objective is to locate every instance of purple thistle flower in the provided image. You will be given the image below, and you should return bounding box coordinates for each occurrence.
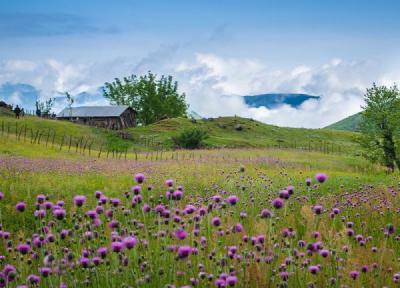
[110,198,121,207]
[43,201,53,210]
[92,257,102,266]
[279,190,290,199]
[215,278,226,287]
[172,190,183,200]
[393,273,400,283]
[134,173,145,184]
[123,236,138,249]
[184,204,196,214]
[227,195,238,205]
[142,203,151,213]
[272,198,284,209]
[108,220,119,229]
[111,241,124,253]
[27,274,40,284]
[86,210,97,219]
[319,249,330,258]
[73,195,86,207]
[308,265,320,274]
[36,194,46,203]
[15,202,26,212]
[131,185,141,195]
[226,275,237,286]
[286,185,294,195]
[0,192,4,200]
[313,205,323,215]
[211,217,221,227]
[17,243,31,255]
[280,271,289,281]
[95,191,102,199]
[234,223,243,233]
[60,229,69,239]
[198,207,207,216]
[174,229,188,240]
[53,208,66,220]
[177,245,192,259]
[306,177,312,186]
[315,173,328,183]
[100,195,108,204]
[97,247,108,258]
[34,209,46,218]
[165,179,174,187]
[79,257,90,268]
[349,270,359,280]
[3,264,16,276]
[55,200,64,207]
[38,267,51,277]
[260,208,272,218]
[212,195,222,203]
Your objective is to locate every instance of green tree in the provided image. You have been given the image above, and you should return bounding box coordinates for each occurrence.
[359,83,400,171]
[65,92,74,120]
[103,72,188,125]
[35,98,55,118]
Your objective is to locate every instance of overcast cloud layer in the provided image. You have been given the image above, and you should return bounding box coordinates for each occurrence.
[1,1,400,128]
[0,52,398,128]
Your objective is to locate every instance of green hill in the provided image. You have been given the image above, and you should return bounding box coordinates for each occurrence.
[128,116,358,153]
[325,113,362,131]
[0,113,359,155]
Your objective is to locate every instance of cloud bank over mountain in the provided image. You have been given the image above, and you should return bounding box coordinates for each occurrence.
[0,53,398,128]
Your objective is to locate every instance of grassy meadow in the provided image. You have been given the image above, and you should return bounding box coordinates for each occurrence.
[0,114,399,287]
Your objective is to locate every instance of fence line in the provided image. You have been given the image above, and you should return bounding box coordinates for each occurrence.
[1,119,349,161]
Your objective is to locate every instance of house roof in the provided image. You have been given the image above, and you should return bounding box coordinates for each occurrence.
[57,105,132,118]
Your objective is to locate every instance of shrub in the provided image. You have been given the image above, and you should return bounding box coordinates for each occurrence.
[234,124,243,131]
[173,128,208,149]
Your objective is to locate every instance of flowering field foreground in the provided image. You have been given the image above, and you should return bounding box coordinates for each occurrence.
[0,150,399,287]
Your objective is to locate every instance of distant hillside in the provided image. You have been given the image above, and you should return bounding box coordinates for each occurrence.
[128,116,359,153]
[0,112,359,154]
[244,93,320,109]
[325,113,362,131]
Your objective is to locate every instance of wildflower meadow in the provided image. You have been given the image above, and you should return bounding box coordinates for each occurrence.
[0,148,399,287]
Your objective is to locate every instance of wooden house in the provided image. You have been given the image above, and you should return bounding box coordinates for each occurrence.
[56,105,136,130]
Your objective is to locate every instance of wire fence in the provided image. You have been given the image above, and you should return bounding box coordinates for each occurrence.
[1,119,351,161]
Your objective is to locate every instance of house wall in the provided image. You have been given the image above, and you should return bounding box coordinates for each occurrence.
[57,109,136,130]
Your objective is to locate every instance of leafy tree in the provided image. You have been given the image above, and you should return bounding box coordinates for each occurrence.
[172,128,208,149]
[103,72,188,125]
[65,92,74,120]
[35,98,55,118]
[359,83,400,171]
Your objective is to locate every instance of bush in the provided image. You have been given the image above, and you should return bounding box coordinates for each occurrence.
[172,128,208,149]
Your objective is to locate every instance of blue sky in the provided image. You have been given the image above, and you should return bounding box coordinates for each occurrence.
[1,0,399,127]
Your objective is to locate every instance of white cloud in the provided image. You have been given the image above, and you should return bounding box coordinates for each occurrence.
[8,91,22,105]
[174,54,397,128]
[0,53,398,128]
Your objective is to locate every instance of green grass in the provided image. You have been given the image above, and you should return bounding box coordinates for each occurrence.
[325,112,362,131]
[0,113,399,287]
[0,146,398,287]
[128,116,359,153]
[0,113,360,154]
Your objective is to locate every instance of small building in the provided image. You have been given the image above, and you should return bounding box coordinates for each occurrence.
[56,105,136,130]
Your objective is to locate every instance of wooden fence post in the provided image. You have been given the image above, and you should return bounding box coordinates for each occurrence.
[68,136,72,151]
[98,144,103,158]
[23,125,27,142]
[59,135,65,151]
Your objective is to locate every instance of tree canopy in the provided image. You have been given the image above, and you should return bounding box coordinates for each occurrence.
[359,83,400,171]
[103,72,188,125]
